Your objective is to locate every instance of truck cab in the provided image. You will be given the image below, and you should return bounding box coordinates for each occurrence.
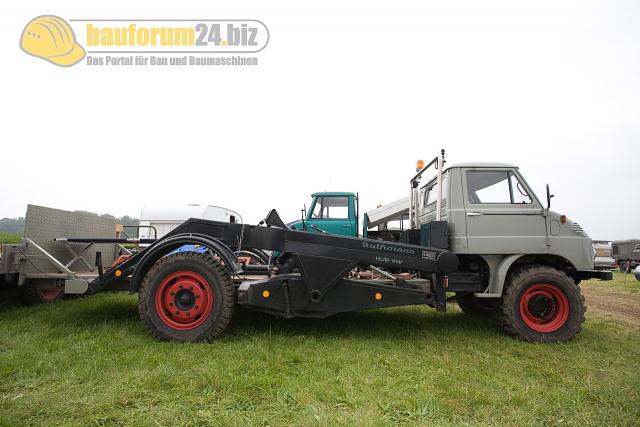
[410,160,604,297]
[288,192,358,237]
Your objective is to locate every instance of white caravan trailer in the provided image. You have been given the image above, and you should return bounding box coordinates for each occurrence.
[138,204,242,240]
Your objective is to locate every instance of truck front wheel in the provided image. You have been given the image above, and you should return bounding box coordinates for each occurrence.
[498,266,585,343]
[138,252,235,342]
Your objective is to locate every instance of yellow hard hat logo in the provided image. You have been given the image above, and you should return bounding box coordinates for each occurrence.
[20,15,85,66]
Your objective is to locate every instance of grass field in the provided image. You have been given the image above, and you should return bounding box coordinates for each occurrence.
[0,232,21,245]
[0,273,638,426]
[585,269,640,294]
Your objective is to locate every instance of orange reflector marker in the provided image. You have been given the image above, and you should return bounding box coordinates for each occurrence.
[374,292,382,300]
[560,215,567,224]
[416,159,425,172]
[115,270,122,277]
[262,290,270,298]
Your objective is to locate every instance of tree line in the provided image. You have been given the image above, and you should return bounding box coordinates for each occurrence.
[0,213,139,234]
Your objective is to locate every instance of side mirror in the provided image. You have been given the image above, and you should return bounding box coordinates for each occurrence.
[546,184,555,209]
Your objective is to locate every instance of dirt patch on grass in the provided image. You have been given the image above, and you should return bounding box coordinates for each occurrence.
[582,286,640,327]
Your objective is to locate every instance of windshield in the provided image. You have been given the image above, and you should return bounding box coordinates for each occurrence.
[310,196,349,219]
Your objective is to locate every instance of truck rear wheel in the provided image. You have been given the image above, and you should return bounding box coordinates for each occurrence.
[138,252,235,342]
[456,293,498,316]
[498,266,585,343]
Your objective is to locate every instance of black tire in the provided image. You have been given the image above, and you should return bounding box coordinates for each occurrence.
[138,252,235,342]
[456,292,498,316]
[498,266,585,343]
[3,273,18,286]
[19,281,64,305]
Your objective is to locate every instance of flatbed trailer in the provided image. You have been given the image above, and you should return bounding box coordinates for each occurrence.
[0,205,127,304]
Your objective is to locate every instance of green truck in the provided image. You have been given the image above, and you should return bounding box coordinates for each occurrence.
[287,192,408,241]
[288,192,360,237]
[612,239,640,273]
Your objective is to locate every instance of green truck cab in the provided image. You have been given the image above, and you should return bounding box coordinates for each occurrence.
[287,192,359,237]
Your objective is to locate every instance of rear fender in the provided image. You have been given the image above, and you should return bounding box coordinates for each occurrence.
[474,254,521,298]
[128,234,241,293]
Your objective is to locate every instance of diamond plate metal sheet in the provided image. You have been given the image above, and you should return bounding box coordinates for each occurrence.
[22,205,117,276]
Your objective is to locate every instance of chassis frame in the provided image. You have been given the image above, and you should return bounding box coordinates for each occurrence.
[88,210,462,317]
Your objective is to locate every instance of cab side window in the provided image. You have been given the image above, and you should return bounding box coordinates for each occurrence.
[422,173,448,208]
[426,183,439,206]
[466,170,532,204]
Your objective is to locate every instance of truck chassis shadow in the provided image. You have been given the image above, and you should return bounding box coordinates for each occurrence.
[61,294,501,340]
[2,290,505,341]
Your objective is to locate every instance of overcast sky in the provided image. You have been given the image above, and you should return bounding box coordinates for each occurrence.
[1,0,638,241]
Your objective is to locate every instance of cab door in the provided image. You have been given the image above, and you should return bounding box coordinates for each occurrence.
[306,196,355,236]
[462,168,547,254]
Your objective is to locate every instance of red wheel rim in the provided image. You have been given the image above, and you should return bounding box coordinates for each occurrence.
[39,288,63,301]
[519,283,569,332]
[154,271,214,331]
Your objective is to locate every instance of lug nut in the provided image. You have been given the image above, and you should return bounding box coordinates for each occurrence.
[169,302,174,307]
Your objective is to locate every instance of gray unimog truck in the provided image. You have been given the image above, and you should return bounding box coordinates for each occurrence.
[1,151,611,343]
[405,151,610,341]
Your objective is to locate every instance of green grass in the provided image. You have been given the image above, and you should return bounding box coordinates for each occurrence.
[0,232,21,245]
[586,271,640,294]
[0,280,638,426]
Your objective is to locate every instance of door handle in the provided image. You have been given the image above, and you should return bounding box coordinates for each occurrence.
[466,212,483,217]
[341,224,351,227]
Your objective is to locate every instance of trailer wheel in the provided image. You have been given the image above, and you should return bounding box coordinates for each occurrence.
[20,281,64,305]
[498,266,585,343]
[138,252,235,342]
[456,293,498,316]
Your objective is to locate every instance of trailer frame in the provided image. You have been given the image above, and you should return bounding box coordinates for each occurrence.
[88,210,459,320]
